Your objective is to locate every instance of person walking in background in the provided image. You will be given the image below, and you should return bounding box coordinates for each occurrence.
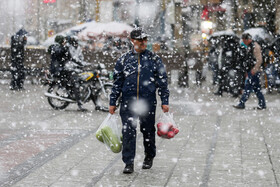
[193,38,208,87]
[233,33,266,110]
[109,27,170,174]
[10,29,27,91]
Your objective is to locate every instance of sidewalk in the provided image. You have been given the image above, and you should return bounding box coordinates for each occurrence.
[0,71,280,187]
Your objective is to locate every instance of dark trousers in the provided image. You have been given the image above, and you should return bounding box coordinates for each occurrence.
[209,61,219,84]
[120,98,156,165]
[236,70,245,94]
[217,67,229,93]
[239,72,266,108]
[55,71,82,105]
[71,75,83,105]
[10,65,25,89]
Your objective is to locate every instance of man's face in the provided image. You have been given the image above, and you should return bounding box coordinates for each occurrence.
[22,36,27,45]
[131,38,148,52]
[242,38,252,46]
[62,39,67,46]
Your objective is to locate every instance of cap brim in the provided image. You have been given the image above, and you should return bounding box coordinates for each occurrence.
[132,33,150,40]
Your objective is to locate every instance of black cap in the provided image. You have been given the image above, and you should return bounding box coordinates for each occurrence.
[16,29,28,36]
[242,33,252,40]
[55,35,66,45]
[130,27,150,40]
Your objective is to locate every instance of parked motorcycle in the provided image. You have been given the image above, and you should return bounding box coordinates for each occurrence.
[44,63,113,112]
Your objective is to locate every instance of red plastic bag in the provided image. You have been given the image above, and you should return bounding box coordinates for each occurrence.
[156,112,179,139]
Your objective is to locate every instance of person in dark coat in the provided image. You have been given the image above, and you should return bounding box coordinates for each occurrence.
[10,29,27,90]
[214,37,239,96]
[48,35,87,111]
[208,42,220,85]
[109,27,170,174]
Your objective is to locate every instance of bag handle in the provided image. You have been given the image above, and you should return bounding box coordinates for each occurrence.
[161,112,176,126]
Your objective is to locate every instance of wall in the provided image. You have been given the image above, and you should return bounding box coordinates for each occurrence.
[200,0,222,6]
[275,1,280,33]
[0,47,186,77]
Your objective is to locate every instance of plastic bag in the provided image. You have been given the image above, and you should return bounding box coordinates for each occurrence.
[156,112,179,139]
[96,114,122,153]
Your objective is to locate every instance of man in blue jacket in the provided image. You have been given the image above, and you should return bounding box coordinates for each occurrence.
[109,27,169,174]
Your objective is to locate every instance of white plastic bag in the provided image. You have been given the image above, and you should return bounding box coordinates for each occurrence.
[96,114,122,153]
[156,112,179,139]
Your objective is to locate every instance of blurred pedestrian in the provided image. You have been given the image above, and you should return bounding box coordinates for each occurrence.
[109,27,170,174]
[10,29,27,90]
[233,33,266,110]
[208,40,220,85]
[66,36,84,62]
[193,39,208,86]
[214,37,239,97]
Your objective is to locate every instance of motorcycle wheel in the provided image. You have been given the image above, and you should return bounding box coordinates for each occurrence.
[94,84,113,112]
[47,84,70,110]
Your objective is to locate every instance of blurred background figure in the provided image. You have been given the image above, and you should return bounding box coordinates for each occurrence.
[67,36,84,63]
[193,38,208,87]
[264,36,280,93]
[10,29,28,91]
[214,36,240,97]
[48,35,88,111]
[208,38,220,85]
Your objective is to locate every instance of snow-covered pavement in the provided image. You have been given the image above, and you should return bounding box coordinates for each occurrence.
[0,75,280,186]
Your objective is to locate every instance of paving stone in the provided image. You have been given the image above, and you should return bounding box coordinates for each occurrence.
[0,74,279,186]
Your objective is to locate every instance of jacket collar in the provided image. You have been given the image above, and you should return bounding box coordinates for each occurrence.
[131,49,147,55]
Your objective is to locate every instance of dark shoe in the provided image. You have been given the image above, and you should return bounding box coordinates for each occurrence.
[214,91,222,96]
[233,104,245,109]
[255,106,267,110]
[231,94,239,98]
[10,86,18,91]
[123,164,134,174]
[142,156,154,169]
[95,106,101,111]
[78,105,88,112]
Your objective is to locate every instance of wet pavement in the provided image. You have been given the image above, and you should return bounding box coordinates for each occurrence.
[0,71,280,187]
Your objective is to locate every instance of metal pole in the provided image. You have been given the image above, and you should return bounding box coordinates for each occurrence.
[80,0,87,23]
[113,1,120,22]
[37,0,40,41]
[174,0,184,51]
[12,0,16,33]
[135,0,140,26]
[95,0,100,22]
[160,0,166,35]
[231,0,240,33]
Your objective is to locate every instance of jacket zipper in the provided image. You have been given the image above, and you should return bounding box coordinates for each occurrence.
[137,53,140,100]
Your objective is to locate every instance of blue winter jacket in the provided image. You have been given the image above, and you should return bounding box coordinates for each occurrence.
[110,49,169,106]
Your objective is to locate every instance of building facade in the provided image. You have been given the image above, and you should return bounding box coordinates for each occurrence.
[1,0,280,45]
